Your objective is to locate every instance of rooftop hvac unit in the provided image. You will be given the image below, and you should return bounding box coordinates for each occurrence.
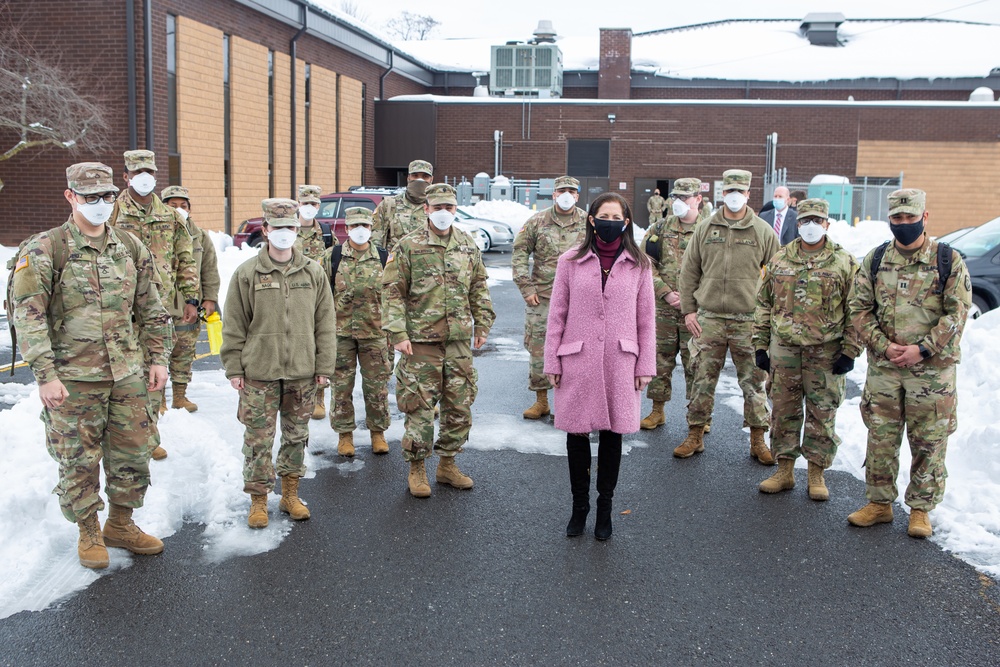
[490,43,563,98]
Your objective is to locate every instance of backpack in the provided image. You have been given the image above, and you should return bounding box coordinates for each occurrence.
[4,225,142,375]
[318,221,334,248]
[869,240,953,295]
[643,221,663,263]
[328,245,389,291]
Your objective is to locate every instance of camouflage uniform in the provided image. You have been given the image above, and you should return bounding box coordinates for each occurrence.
[679,170,780,430]
[324,209,391,434]
[295,184,334,262]
[754,232,860,466]
[11,163,171,523]
[647,193,666,225]
[381,184,495,462]
[850,191,971,511]
[221,199,337,494]
[511,196,587,391]
[372,159,434,251]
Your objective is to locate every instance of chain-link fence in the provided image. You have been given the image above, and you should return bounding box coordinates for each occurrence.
[765,175,903,223]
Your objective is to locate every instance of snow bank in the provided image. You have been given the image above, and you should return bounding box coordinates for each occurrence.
[461,200,534,234]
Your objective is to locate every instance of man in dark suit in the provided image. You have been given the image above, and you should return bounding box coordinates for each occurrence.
[759,186,798,245]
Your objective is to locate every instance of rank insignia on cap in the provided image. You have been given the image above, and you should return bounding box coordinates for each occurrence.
[14,256,28,273]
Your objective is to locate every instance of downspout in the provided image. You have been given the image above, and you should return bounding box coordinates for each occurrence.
[126,0,137,149]
[290,4,308,196]
[143,0,153,149]
[379,51,394,101]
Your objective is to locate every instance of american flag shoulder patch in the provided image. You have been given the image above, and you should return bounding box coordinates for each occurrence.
[14,255,28,273]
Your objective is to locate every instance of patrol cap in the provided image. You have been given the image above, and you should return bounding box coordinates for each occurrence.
[554,175,580,191]
[408,160,433,176]
[796,198,829,220]
[721,169,752,192]
[66,162,119,195]
[671,178,702,197]
[160,185,190,201]
[425,183,457,206]
[887,188,926,216]
[261,198,300,227]
[123,149,157,172]
[297,184,322,204]
[345,206,374,226]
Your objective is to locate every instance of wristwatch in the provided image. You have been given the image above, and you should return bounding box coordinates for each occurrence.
[185,299,200,307]
[918,344,931,359]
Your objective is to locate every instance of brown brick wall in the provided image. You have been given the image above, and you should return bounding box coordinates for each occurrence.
[598,29,632,100]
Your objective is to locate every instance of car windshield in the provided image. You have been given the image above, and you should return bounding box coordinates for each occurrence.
[949,216,1000,258]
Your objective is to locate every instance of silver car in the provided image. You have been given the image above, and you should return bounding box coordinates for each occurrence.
[457,210,515,252]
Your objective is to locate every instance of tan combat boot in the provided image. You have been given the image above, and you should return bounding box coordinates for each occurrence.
[436,456,474,489]
[408,460,431,498]
[522,391,550,420]
[749,427,775,465]
[371,432,389,455]
[102,504,164,554]
[807,462,830,501]
[338,432,355,457]
[848,502,894,527]
[279,475,311,520]
[312,387,326,420]
[77,513,109,569]
[673,425,705,458]
[151,445,168,460]
[171,382,198,412]
[908,509,932,538]
[640,401,666,430]
[248,494,268,529]
[759,458,796,493]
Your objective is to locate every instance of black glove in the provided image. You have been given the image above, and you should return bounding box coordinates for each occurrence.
[755,350,770,373]
[832,353,855,375]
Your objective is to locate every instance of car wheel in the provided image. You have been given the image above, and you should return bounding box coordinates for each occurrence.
[481,232,492,252]
[970,293,989,319]
[249,233,265,248]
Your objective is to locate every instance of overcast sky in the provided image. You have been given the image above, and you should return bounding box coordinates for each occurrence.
[320,0,998,41]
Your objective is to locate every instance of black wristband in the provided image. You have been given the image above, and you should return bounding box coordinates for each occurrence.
[185,299,200,307]
[918,344,931,359]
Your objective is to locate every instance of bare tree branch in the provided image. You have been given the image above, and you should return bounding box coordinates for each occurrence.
[338,0,369,24]
[384,11,441,41]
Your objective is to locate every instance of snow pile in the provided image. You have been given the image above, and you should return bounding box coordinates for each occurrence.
[461,200,534,234]
[828,218,892,258]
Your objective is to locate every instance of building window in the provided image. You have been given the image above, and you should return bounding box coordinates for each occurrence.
[166,14,180,183]
[304,63,311,184]
[567,139,610,178]
[223,34,231,233]
[268,50,274,198]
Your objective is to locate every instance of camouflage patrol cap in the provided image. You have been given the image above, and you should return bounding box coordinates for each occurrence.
[796,198,829,220]
[297,184,322,204]
[721,169,752,192]
[66,162,119,195]
[261,198,301,227]
[671,178,702,197]
[425,183,457,206]
[888,188,926,216]
[408,160,434,176]
[123,149,157,172]
[160,185,190,201]
[553,175,580,191]
[345,206,374,226]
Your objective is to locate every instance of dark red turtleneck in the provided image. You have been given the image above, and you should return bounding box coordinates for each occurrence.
[595,235,623,288]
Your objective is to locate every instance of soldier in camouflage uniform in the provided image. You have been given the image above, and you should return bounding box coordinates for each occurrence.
[372,159,433,251]
[511,175,587,419]
[382,183,495,498]
[639,178,710,430]
[323,207,391,457]
[110,150,199,460]
[753,199,861,500]
[222,198,337,529]
[675,169,780,463]
[161,185,221,414]
[11,162,172,569]
[847,189,971,538]
[647,188,666,226]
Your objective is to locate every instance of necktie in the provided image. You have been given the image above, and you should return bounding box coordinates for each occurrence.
[774,211,782,236]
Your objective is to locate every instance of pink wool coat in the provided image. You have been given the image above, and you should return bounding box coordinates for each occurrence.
[544,247,656,434]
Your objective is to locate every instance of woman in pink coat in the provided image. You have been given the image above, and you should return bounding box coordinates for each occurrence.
[544,192,656,540]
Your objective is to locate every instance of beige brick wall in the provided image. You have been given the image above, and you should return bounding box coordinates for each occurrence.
[338,75,364,190]
[857,140,1000,235]
[295,58,306,194]
[272,51,291,200]
[309,64,338,192]
[230,36,270,229]
[176,17,225,232]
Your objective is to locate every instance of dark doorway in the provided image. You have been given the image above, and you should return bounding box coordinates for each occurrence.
[634,178,673,228]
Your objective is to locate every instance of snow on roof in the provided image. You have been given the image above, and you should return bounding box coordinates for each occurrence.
[397,19,1000,82]
[387,93,1000,108]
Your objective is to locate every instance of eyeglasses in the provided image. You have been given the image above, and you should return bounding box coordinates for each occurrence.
[673,193,698,201]
[797,217,825,225]
[76,192,117,204]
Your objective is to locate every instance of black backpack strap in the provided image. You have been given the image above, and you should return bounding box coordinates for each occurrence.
[377,247,388,267]
[869,240,891,285]
[935,241,953,294]
[328,245,344,289]
[319,221,333,248]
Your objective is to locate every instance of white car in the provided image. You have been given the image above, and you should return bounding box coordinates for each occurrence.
[456,210,515,252]
[454,219,490,252]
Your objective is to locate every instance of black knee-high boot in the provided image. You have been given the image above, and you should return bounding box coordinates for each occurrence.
[595,430,623,540]
[566,433,591,537]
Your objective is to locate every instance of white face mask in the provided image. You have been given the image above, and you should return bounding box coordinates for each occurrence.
[129,172,156,196]
[724,192,747,213]
[348,226,372,245]
[555,192,576,211]
[77,200,115,226]
[298,204,318,220]
[174,207,189,221]
[671,199,690,218]
[798,221,827,244]
[267,228,297,249]
[429,209,454,231]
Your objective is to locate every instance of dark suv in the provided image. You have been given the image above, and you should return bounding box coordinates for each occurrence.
[233,187,400,248]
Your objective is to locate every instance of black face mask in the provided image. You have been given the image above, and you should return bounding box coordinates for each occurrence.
[594,218,626,243]
[889,219,925,246]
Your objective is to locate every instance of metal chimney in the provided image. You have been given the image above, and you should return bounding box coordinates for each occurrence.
[800,12,846,47]
[533,20,557,43]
